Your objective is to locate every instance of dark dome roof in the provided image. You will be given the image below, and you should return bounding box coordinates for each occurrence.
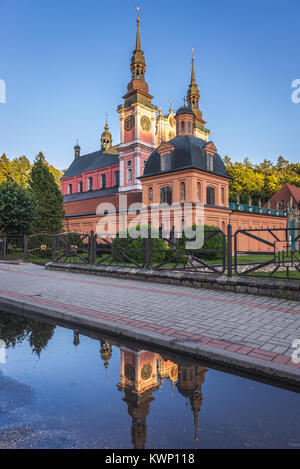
[176,106,194,116]
[142,136,229,179]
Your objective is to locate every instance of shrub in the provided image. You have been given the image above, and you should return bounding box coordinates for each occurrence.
[181,224,225,260]
[112,225,168,265]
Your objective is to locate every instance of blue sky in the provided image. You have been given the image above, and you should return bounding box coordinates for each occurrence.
[1,0,299,170]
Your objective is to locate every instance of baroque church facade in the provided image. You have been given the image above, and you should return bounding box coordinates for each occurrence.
[60,16,286,244]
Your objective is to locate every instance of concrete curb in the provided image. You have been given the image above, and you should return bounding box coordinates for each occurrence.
[0,294,299,389]
[46,262,300,301]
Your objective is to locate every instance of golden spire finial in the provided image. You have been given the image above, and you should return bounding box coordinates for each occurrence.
[135,5,142,50]
[136,4,141,22]
[169,97,173,113]
[191,48,196,85]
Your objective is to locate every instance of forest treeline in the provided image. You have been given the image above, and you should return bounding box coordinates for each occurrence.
[224,156,300,204]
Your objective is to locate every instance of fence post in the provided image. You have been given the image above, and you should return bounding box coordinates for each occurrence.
[227,224,233,277]
[51,235,56,262]
[144,237,151,270]
[24,235,28,262]
[3,237,7,261]
[90,231,96,264]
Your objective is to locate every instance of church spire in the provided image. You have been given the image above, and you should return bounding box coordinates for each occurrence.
[187,52,200,110]
[101,116,112,152]
[135,10,141,51]
[191,52,196,84]
[130,8,146,81]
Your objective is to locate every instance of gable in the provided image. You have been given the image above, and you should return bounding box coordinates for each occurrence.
[204,142,217,156]
[156,142,175,156]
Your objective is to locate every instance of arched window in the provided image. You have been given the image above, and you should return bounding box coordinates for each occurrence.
[149,187,153,205]
[180,121,185,133]
[78,182,83,193]
[221,187,225,205]
[180,182,186,202]
[88,177,93,191]
[197,182,201,201]
[206,186,216,205]
[160,186,172,206]
[188,121,192,134]
[68,184,72,195]
[114,171,120,186]
[101,174,106,189]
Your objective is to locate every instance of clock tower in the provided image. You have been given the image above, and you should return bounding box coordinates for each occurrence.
[117,15,158,192]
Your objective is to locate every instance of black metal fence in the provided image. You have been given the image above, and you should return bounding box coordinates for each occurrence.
[1,226,300,281]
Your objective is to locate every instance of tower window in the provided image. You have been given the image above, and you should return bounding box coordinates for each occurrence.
[206,186,216,205]
[180,121,185,133]
[101,174,106,189]
[127,160,133,184]
[127,168,133,184]
[160,186,172,206]
[188,121,192,133]
[88,177,93,191]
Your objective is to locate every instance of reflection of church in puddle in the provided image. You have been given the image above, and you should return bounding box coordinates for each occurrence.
[98,338,207,449]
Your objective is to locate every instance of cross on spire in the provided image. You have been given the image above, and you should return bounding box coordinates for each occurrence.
[136,4,141,20]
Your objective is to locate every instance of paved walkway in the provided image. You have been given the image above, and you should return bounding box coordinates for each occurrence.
[0,263,299,383]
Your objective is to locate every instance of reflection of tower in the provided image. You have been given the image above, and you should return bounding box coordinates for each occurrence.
[100,340,113,370]
[123,387,154,449]
[117,347,159,449]
[177,365,207,443]
[73,330,80,347]
[157,354,178,392]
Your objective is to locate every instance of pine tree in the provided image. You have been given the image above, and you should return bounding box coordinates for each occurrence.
[30,152,65,234]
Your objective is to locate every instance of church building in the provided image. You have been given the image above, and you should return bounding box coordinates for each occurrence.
[60,15,286,243]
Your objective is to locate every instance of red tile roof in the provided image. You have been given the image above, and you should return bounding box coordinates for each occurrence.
[266,183,300,209]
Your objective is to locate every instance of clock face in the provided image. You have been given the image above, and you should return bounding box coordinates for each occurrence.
[125,364,135,381]
[141,363,152,380]
[125,115,135,131]
[140,115,151,132]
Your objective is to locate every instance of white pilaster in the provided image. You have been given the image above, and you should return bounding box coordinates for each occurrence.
[119,158,124,188]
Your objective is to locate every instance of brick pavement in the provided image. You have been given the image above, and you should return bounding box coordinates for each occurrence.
[0,263,299,380]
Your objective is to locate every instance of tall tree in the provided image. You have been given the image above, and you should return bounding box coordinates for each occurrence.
[0,181,34,236]
[0,154,12,183]
[10,155,31,186]
[30,152,65,234]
